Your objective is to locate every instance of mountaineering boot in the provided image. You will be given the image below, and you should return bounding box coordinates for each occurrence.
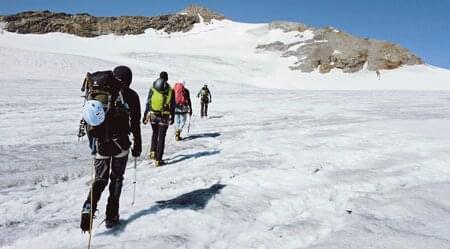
[175,129,181,141]
[105,216,120,229]
[148,151,156,160]
[155,160,166,167]
[80,202,94,232]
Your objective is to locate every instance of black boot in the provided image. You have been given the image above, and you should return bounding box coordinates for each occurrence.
[105,216,120,229]
[80,202,95,232]
[175,129,181,141]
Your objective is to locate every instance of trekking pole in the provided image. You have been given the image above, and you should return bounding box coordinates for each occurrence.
[131,157,137,206]
[187,115,192,134]
[87,158,95,249]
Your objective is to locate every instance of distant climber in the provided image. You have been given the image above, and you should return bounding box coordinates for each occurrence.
[173,80,192,141]
[197,84,212,118]
[376,70,381,80]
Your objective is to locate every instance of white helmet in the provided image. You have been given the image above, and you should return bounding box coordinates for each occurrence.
[178,79,186,86]
[83,100,105,126]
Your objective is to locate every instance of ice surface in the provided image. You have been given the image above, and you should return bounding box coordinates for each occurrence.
[1,20,450,249]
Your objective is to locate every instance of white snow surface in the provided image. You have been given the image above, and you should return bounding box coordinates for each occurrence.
[1,20,450,249]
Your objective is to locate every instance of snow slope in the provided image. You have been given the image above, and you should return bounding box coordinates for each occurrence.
[1,20,450,249]
[1,19,449,90]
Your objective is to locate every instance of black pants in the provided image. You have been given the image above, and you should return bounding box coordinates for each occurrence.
[201,102,208,117]
[83,156,128,219]
[151,124,168,161]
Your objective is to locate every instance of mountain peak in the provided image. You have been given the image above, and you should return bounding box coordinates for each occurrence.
[180,4,226,22]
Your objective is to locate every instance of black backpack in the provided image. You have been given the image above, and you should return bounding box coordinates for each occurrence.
[81,71,130,147]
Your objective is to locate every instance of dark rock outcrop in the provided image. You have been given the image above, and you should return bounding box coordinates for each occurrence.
[2,10,205,37]
[2,5,227,37]
[258,22,424,73]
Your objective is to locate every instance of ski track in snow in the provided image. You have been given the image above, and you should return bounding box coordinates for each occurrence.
[1,22,450,248]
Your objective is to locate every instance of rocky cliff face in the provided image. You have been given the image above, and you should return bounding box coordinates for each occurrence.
[2,11,199,37]
[1,5,224,37]
[257,22,423,73]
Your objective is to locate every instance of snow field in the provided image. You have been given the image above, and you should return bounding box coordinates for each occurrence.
[1,19,450,248]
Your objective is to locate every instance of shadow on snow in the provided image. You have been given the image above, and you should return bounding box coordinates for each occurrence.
[98,183,226,236]
[183,132,221,141]
[168,149,220,164]
[207,115,223,119]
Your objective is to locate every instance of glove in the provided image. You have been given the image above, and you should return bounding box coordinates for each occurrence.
[189,111,193,116]
[131,137,142,157]
[132,147,141,157]
[170,117,175,125]
[142,113,149,125]
[209,100,212,103]
[142,113,147,124]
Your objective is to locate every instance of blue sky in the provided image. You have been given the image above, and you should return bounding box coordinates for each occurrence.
[1,0,449,69]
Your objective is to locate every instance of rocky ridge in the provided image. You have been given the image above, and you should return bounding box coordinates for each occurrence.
[257,22,423,73]
[1,5,223,37]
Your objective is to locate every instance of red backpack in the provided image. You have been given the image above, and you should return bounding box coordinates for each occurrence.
[174,83,187,106]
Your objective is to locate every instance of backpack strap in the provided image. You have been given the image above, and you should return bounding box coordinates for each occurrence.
[161,87,172,115]
[118,91,125,105]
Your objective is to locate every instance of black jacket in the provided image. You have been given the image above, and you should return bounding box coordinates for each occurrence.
[122,87,142,150]
[93,87,142,156]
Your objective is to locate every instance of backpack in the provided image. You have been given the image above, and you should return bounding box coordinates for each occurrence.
[201,88,209,96]
[173,83,187,106]
[82,71,130,141]
[150,86,173,114]
[200,88,209,102]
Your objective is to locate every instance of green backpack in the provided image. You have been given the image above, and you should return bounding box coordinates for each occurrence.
[150,86,172,114]
[200,88,210,102]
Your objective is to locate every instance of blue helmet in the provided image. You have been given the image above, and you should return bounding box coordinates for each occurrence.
[83,100,105,126]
